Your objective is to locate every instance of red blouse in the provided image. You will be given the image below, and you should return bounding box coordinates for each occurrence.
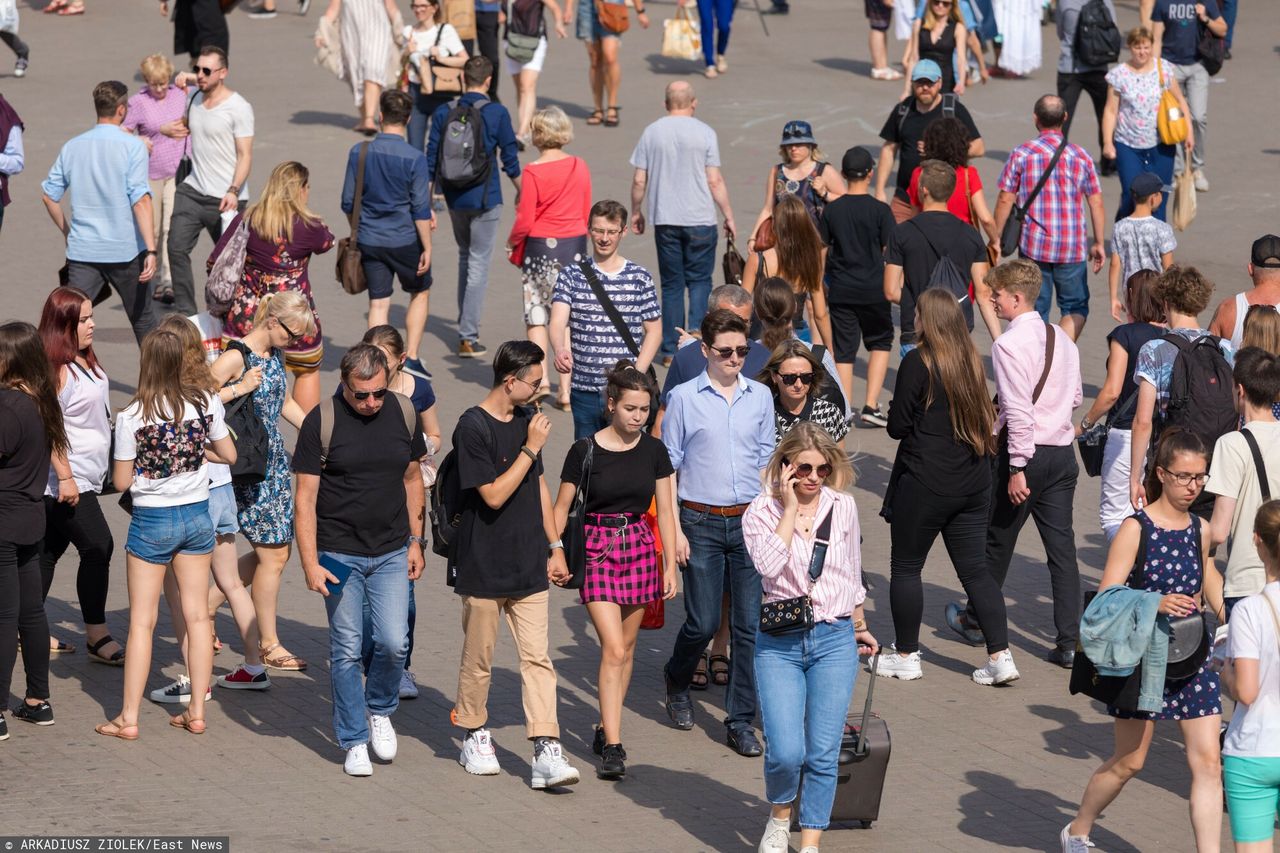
[508,155,593,244]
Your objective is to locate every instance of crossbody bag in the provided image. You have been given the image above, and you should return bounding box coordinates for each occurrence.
[759,508,834,636]
[999,136,1068,259]
[577,260,659,428]
[335,141,370,295]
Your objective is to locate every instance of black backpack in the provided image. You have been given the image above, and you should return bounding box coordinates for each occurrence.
[1157,332,1237,452]
[222,340,270,486]
[895,93,957,137]
[907,219,971,305]
[1196,20,1225,76]
[431,411,496,583]
[436,97,492,197]
[1073,0,1121,68]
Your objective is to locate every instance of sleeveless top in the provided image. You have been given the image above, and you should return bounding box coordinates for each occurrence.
[773,161,828,226]
[46,361,111,496]
[918,21,958,90]
[1105,322,1163,430]
[1231,291,1280,350]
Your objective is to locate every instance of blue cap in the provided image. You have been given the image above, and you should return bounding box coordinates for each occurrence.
[1130,172,1164,198]
[780,120,817,147]
[911,59,943,82]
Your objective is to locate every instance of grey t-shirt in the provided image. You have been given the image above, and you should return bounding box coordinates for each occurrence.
[1056,0,1119,73]
[629,115,719,227]
[1112,215,1176,290]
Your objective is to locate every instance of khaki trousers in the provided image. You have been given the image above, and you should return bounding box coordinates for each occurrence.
[149,177,177,286]
[455,590,559,739]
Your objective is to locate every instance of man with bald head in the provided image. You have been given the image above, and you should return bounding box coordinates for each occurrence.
[994,94,1106,340]
[630,80,737,364]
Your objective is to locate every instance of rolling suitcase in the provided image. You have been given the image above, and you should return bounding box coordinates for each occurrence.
[793,653,892,830]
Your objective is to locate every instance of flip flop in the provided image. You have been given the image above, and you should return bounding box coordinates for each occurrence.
[170,712,206,735]
[57,3,85,14]
[87,635,125,666]
[42,0,67,12]
[708,653,730,687]
[95,719,139,740]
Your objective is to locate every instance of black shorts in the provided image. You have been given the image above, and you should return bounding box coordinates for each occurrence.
[830,301,893,362]
[864,0,892,30]
[359,242,432,299]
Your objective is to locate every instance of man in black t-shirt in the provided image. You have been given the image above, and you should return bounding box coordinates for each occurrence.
[874,59,984,223]
[884,160,999,351]
[819,146,897,427]
[449,340,581,791]
[293,344,427,778]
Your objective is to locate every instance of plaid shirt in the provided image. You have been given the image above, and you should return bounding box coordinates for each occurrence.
[997,130,1100,264]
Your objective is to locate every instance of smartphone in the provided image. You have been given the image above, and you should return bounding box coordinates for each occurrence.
[320,553,353,595]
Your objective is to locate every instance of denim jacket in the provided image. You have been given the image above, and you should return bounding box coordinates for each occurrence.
[1080,585,1168,713]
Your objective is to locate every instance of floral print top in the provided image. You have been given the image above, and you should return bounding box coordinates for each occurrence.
[113,393,228,508]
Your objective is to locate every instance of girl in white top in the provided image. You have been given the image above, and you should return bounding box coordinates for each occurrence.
[401,0,468,152]
[503,0,567,143]
[1222,500,1280,851]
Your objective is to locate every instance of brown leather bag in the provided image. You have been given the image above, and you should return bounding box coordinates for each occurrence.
[595,0,629,33]
[335,142,369,296]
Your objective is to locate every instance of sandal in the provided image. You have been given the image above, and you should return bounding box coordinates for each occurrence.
[57,2,85,14]
[586,108,604,126]
[42,0,67,12]
[95,718,139,740]
[870,66,904,81]
[170,711,206,735]
[603,107,620,128]
[691,651,710,691]
[260,642,308,672]
[50,637,76,655]
[87,635,125,666]
[708,653,730,687]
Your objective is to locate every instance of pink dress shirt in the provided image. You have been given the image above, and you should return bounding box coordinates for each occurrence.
[742,487,866,624]
[992,311,1083,468]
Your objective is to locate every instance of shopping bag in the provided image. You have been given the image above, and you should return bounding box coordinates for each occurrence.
[1171,160,1197,232]
[661,6,701,62]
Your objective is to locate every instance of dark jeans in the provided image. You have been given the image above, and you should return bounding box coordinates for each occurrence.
[654,224,717,357]
[1222,0,1236,49]
[889,472,1009,655]
[1114,140,1175,222]
[40,493,114,626]
[167,182,245,316]
[665,506,761,733]
[968,444,1081,651]
[0,30,29,60]
[66,256,156,344]
[1057,69,1108,160]
[473,11,501,102]
[408,90,453,154]
[0,540,50,703]
[570,387,607,440]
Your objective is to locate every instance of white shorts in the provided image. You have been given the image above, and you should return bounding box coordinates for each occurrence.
[505,35,548,74]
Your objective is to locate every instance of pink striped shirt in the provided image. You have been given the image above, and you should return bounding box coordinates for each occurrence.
[992,311,1083,468]
[743,488,866,624]
[123,85,190,181]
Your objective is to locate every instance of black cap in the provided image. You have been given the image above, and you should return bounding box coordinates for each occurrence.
[1129,172,1164,199]
[1253,235,1280,269]
[841,146,874,177]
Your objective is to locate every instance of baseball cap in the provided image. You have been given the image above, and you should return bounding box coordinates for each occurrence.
[911,59,943,82]
[841,146,874,177]
[780,120,816,147]
[1130,172,1164,199]
[1253,235,1280,268]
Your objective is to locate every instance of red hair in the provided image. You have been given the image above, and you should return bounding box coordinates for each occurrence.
[38,286,100,374]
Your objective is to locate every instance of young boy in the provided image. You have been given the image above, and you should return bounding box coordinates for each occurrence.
[1108,172,1177,321]
[818,146,897,426]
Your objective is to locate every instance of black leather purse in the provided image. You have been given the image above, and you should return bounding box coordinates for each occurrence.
[559,438,593,590]
[759,508,833,636]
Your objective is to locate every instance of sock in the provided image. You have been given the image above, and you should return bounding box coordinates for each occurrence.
[243,663,266,676]
[768,817,790,829]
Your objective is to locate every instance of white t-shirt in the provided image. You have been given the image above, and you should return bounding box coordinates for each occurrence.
[1207,421,1280,598]
[187,313,232,489]
[186,91,254,201]
[46,362,111,496]
[1224,584,1280,758]
[403,23,465,85]
[114,394,228,508]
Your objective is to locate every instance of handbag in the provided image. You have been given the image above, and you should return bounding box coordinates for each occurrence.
[578,260,659,430]
[594,0,629,34]
[759,508,834,636]
[221,342,271,486]
[963,168,998,266]
[421,24,464,95]
[174,91,197,185]
[1196,20,1225,77]
[335,141,370,295]
[1171,159,1197,232]
[661,5,701,61]
[722,233,746,287]
[205,217,249,316]
[999,136,1068,259]
[1077,390,1137,478]
[559,438,594,590]
[1070,591,1144,712]
[640,597,665,630]
[1156,61,1189,146]
[1164,610,1210,680]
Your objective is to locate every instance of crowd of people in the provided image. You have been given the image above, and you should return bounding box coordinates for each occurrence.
[0,1,1267,851]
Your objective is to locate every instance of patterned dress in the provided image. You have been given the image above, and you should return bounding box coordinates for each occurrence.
[1109,510,1221,721]
[232,348,292,545]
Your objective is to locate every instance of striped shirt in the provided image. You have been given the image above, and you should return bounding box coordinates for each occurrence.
[742,488,867,624]
[123,85,190,181]
[552,258,660,391]
[997,129,1101,265]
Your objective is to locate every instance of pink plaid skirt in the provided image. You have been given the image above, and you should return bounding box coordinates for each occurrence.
[580,515,661,605]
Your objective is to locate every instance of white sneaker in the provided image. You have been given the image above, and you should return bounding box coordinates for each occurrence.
[757,817,791,853]
[1193,170,1210,192]
[1059,822,1095,852]
[972,650,1020,686]
[369,713,397,761]
[344,743,373,776]
[148,675,212,704]
[530,739,580,789]
[459,728,501,775]
[872,647,923,680]
[399,669,419,700]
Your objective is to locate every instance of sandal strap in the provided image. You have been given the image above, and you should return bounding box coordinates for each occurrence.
[87,635,118,655]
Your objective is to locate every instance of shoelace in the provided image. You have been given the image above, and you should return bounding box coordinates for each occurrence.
[762,826,789,850]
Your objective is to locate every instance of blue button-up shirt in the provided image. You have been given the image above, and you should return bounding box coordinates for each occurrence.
[662,371,776,505]
[41,124,150,263]
[425,93,521,211]
[341,133,433,249]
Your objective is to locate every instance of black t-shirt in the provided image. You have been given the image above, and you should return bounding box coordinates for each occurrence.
[819,194,896,305]
[560,433,674,515]
[0,389,49,545]
[292,391,427,557]
[879,96,982,199]
[1106,322,1164,430]
[452,405,548,599]
[885,211,986,345]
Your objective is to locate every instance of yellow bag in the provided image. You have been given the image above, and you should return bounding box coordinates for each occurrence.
[1171,160,1197,232]
[1156,62,1189,146]
[661,6,702,62]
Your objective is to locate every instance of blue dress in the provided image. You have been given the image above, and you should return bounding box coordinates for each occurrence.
[1109,510,1221,721]
[233,347,292,545]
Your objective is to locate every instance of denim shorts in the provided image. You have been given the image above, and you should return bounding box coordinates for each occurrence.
[125,501,216,564]
[207,482,239,536]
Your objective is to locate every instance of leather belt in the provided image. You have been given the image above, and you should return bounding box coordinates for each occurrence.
[680,500,750,517]
[586,512,638,528]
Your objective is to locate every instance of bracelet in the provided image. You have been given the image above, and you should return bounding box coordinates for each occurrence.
[519,445,537,462]
[59,476,74,482]
[548,539,564,551]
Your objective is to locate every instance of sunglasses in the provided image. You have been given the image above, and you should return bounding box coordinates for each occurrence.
[913,77,940,86]
[781,128,811,141]
[777,371,814,386]
[194,65,221,77]
[277,318,302,343]
[352,387,389,401]
[709,345,751,359]
[783,458,833,479]
[932,0,953,6]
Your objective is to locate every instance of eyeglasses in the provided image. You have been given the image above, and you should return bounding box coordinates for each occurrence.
[277,318,302,343]
[511,374,543,391]
[352,387,389,401]
[194,65,220,77]
[777,371,814,387]
[1160,469,1207,487]
[931,1,953,6]
[709,345,751,359]
[783,458,833,479]
[589,227,622,237]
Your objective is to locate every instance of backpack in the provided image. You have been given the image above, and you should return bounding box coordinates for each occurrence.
[1196,20,1225,76]
[907,219,971,305]
[437,97,492,196]
[317,389,417,469]
[1073,0,1121,68]
[429,411,496,579]
[1156,332,1237,452]
[896,93,956,137]
[505,0,545,63]
[222,341,271,486]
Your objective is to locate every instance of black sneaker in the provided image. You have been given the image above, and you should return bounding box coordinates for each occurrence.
[598,743,627,779]
[0,712,9,741]
[860,405,888,428]
[12,700,54,726]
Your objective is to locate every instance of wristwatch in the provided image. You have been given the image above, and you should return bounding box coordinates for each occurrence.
[409,535,427,547]
[1008,464,1027,475]
[548,539,564,551]
[226,185,241,196]
[1080,416,1095,431]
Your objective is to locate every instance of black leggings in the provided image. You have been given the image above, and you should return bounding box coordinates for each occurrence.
[40,493,114,625]
[0,540,50,702]
[888,472,1009,655]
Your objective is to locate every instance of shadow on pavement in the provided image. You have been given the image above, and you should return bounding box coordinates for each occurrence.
[611,763,757,851]
[290,110,359,129]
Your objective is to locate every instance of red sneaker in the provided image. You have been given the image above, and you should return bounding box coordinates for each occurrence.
[216,666,272,691]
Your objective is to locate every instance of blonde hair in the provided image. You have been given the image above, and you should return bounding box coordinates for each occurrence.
[985,259,1042,302]
[776,144,828,163]
[140,54,175,86]
[531,106,573,151]
[761,421,854,496]
[252,291,316,338]
[1242,305,1280,356]
[246,161,320,244]
[924,0,962,28]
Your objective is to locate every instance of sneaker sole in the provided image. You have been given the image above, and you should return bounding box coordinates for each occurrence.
[973,671,1020,686]
[872,668,923,681]
[458,757,501,776]
[860,416,888,427]
[370,746,397,762]
[15,716,55,726]
[457,351,484,359]
[344,765,373,777]
[531,770,580,789]
[0,731,9,741]
[215,680,271,690]
[597,767,625,780]
[398,691,419,699]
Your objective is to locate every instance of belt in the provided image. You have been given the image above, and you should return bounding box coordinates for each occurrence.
[586,512,638,528]
[680,500,750,517]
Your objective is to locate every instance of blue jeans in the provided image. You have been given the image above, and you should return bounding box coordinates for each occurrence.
[570,386,607,440]
[363,579,416,672]
[125,501,215,564]
[449,205,503,342]
[665,506,762,732]
[654,224,718,357]
[1114,140,1175,221]
[694,0,734,67]
[322,547,410,748]
[1221,0,1237,49]
[755,618,858,831]
[1033,260,1089,322]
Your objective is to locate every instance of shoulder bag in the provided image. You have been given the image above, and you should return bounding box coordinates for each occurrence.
[594,0,629,34]
[759,508,834,635]
[722,232,746,287]
[335,141,370,295]
[174,91,198,185]
[221,341,271,486]
[1163,515,1211,680]
[1156,61,1190,145]
[577,261,659,429]
[999,136,1068,259]
[422,24,464,95]
[205,216,250,316]
[1077,389,1137,478]
[559,438,594,590]
[996,322,1056,450]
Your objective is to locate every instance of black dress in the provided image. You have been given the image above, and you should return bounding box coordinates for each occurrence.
[918,21,958,92]
[173,0,230,58]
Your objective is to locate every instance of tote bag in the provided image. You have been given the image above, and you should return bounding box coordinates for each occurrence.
[661,6,701,61]
[1171,160,1197,232]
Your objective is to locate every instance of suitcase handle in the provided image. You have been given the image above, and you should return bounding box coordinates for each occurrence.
[855,653,879,757]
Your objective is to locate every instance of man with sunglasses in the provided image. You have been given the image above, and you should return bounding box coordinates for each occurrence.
[661,309,775,756]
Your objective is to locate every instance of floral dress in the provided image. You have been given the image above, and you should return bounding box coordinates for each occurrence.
[1109,510,1221,721]
[232,347,292,545]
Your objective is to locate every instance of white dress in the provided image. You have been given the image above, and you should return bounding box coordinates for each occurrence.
[992,0,1040,75]
[340,0,394,104]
